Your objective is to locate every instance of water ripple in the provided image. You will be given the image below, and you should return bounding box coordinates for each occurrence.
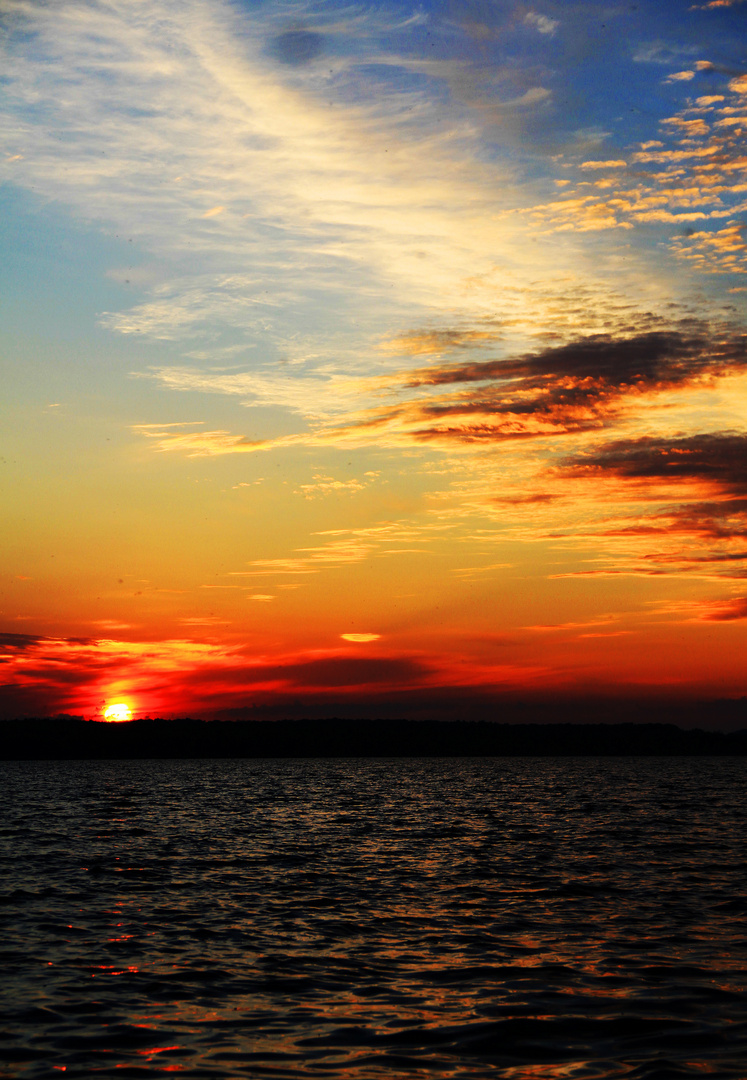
[0,757,745,1077]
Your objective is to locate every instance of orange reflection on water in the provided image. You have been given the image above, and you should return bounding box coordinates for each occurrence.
[113,1065,186,1073]
[136,1046,182,1057]
[501,1064,595,1079]
[89,964,140,977]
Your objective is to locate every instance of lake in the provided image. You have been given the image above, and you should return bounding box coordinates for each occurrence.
[1,757,745,1078]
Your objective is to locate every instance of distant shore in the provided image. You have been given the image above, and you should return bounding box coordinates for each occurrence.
[2,718,747,759]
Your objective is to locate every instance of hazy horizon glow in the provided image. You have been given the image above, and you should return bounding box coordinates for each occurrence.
[2,0,747,719]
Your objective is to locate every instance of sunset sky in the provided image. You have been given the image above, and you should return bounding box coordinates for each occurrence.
[2,0,747,720]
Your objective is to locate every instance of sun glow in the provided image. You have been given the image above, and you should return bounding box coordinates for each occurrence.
[103,702,132,722]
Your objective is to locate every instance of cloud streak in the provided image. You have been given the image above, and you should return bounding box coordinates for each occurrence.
[563,432,747,493]
[136,325,747,451]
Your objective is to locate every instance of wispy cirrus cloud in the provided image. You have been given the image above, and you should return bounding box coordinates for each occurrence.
[1,0,719,421]
[133,422,264,456]
[0,0,594,362]
[229,520,451,578]
[380,328,504,357]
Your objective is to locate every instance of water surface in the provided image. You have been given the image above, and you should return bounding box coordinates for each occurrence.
[1,757,746,1077]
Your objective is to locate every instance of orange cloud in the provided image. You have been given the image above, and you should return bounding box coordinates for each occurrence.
[133,423,265,456]
[551,433,747,580]
[372,328,747,445]
[522,71,747,267]
[579,160,627,169]
[671,224,747,274]
[135,327,747,458]
[562,432,747,495]
[381,329,502,356]
[700,595,747,620]
[0,633,238,717]
[0,630,559,719]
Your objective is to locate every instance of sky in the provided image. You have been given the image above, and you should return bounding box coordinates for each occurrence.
[1,0,747,721]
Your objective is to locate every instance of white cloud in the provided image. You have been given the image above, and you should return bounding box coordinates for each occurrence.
[1,0,542,343]
[133,362,368,419]
[0,0,727,437]
[524,12,559,36]
[0,1,685,385]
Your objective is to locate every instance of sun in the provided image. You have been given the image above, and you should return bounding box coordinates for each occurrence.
[103,702,132,722]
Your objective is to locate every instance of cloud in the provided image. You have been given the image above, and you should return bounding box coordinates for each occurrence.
[135,326,747,454]
[406,328,746,389]
[294,474,372,499]
[133,362,366,422]
[524,12,559,36]
[633,42,701,67]
[554,433,747,577]
[0,0,594,367]
[129,325,747,596]
[260,655,428,688]
[665,70,696,82]
[562,432,747,493]
[579,160,627,169]
[699,595,747,620]
[0,629,481,717]
[0,633,239,716]
[0,632,47,652]
[133,423,264,456]
[671,224,747,276]
[492,492,558,505]
[372,327,747,445]
[229,520,449,579]
[381,328,503,356]
[8,0,744,577]
[3,0,722,417]
[524,70,747,259]
[647,593,747,622]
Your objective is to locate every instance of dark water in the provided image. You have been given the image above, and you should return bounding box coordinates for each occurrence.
[1,758,746,1079]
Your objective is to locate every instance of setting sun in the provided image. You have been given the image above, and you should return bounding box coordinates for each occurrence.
[103,703,132,723]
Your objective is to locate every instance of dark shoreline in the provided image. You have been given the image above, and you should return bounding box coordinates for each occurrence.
[2,717,747,759]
